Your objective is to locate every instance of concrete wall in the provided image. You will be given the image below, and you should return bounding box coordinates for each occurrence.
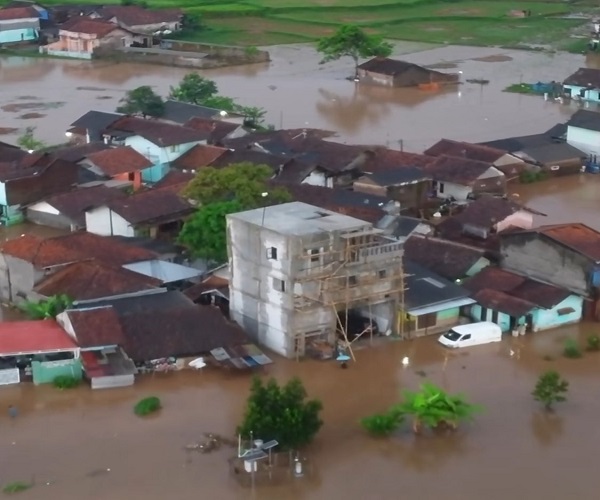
[567,125,600,156]
[496,211,533,232]
[162,39,270,63]
[436,181,472,201]
[228,214,402,358]
[501,234,591,296]
[0,24,38,44]
[470,304,518,332]
[302,170,332,188]
[564,85,600,103]
[31,358,82,385]
[0,254,43,303]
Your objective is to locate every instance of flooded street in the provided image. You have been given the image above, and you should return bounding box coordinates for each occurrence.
[0,43,597,151]
[512,174,600,230]
[2,325,600,499]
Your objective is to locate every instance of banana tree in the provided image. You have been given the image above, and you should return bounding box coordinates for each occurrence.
[396,382,480,434]
[21,294,73,320]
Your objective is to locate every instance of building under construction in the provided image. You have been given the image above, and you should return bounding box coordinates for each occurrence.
[227,202,405,360]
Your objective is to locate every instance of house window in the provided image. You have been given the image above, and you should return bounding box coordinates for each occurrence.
[170,144,180,153]
[348,275,357,286]
[266,247,278,260]
[272,278,285,292]
[557,307,575,316]
[439,183,445,194]
[308,248,320,262]
[416,313,437,329]
[378,269,387,279]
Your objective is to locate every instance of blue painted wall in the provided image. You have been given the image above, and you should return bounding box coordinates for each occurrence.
[470,294,583,333]
[0,28,38,44]
[531,294,583,332]
[564,84,600,103]
[142,163,169,183]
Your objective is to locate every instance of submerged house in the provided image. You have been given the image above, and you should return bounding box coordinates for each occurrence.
[566,109,600,157]
[90,5,183,34]
[357,58,458,87]
[400,260,475,338]
[464,267,583,333]
[424,155,506,201]
[0,6,39,43]
[563,67,600,103]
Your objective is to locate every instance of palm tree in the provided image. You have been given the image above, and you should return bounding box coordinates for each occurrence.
[396,382,480,434]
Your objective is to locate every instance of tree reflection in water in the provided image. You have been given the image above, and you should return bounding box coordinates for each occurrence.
[531,411,564,447]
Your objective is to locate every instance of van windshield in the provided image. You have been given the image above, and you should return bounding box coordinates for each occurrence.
[444,330,462,341]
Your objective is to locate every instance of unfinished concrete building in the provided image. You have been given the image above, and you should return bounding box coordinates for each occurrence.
[227,202,405,359]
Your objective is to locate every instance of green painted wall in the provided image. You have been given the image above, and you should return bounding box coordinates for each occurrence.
[437,307,459,321]
[31,359,82,385]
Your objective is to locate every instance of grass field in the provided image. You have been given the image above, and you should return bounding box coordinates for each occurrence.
[4,0,594,48]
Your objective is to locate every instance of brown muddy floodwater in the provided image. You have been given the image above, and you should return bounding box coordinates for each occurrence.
[2,324,600,500]
[1,43,599,151]
[512,173,600,230]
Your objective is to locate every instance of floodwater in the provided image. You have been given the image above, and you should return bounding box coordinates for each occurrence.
[0,43,599,151]
[512,174,600,230]
[1,323,600,499]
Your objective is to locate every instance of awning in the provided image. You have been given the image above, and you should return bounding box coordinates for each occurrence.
[406,297,476,316]
[210,344,272,369]
[0,320,78,357]
[123,260,203,284]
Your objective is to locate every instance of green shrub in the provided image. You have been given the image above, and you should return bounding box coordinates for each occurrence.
[586,335,600,352]
[519,170,547,184]
[3,481,32,494]
[53,375,80,389]
[134,396,162,416]
[361,411,404,436]
[563,339,582,359]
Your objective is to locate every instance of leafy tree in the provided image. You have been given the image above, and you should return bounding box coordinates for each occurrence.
[17,126,46,151]
[169,73,218,105]
[237,376,323,450]
[21,294,72,320]
[317,25,393,77]
[179,163,290,260]
[533,371,569,411]
[361,408,404,437]
[240,105,267,128]
[178,200,243,262]
[397,382,480,434]
[183,162,290,207]
[117,86,165,118]
[202,95,239,113]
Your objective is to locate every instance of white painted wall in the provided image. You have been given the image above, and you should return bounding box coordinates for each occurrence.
[496,211,533,232]
[85,206,134,237]
[27,201,60,215]
[567,126,600,156]
[437,181,472,201]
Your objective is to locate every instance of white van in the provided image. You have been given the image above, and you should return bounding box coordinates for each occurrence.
[438,322,502,349]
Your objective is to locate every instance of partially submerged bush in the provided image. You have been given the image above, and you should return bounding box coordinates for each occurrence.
[361,410,404,437]
[134,396,161,416]
[563,339,582,359]
[3,481,32,494]
[586,335,600,352]
[53,375,80,389]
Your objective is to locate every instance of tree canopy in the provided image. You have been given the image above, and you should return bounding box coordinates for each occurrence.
[17,126,46,152]
[179,163,290,261]
[237,376,323,450]
[317,25,393,75]
[21,295,72,320]
[116,86,165,118]
[169,73,267,128]
[168,73,218,105]
[362,382,480,436]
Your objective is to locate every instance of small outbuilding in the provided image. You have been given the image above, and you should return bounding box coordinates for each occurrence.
[357,57,459,88]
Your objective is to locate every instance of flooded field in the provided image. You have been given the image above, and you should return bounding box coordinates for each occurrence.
[512,174,600,230]
[0,43,597,151]
[1,324,600,499]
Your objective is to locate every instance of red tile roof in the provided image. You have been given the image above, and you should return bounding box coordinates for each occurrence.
[0,320,77,356]
[37,185,127,227]
[60,18,119,37]
[153,170,194,189]
[84,146,152,176]
[34,260,160,301]
[464,267,571,316]
[424,139,508,163]
[424,154,498,185]
[361,147,435,173]
[1,232,157,268]
[536,223,600,262]
[184,275,229,302]
[106,116,208,147]
[172,144,227,170]
[65,306,126,348]
[0,6,38,20]
[104,189,194,225]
